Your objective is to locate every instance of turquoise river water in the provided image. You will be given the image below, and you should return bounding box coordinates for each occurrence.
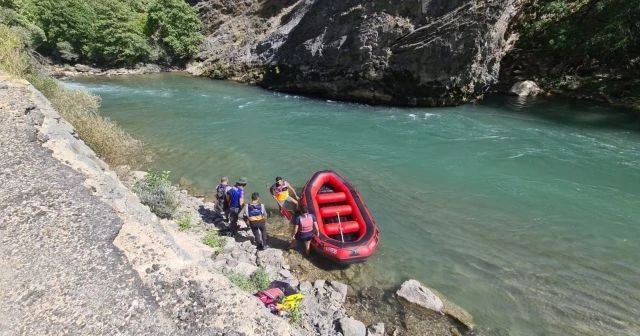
[66,74,640,336]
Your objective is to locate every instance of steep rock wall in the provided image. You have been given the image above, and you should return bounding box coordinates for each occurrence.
[191,0,522,106]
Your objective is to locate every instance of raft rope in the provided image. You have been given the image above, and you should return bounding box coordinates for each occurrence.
[337,211,345,243]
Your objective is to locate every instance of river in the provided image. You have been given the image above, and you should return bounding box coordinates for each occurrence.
[66,73,640,336]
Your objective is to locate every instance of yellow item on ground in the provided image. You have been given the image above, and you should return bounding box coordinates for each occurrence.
[276,293,305,311]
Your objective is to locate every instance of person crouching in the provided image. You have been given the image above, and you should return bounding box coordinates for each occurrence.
[245,192,268,250]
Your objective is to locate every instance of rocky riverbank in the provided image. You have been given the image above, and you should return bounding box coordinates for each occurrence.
[47,63,178,78]
[1,73,476,335]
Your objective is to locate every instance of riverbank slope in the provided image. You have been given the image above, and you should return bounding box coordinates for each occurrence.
[0,74,298,335]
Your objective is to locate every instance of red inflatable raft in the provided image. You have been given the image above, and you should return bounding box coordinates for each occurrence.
[300,170,380,264]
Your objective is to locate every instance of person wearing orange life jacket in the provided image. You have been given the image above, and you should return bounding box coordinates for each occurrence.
[289,206,317,255]
[270,176,299,215]
[244,192,269,250]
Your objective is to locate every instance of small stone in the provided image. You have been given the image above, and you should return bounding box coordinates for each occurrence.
[367,322,385,336]
[299,281,312,293]
[278,269,293,279]
[339,317,366,336]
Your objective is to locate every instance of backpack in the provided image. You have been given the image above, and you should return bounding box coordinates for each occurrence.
[216,184,227,201]
[255,287,284,312]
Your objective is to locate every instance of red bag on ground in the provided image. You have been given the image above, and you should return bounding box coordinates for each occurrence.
[255,287,284,310]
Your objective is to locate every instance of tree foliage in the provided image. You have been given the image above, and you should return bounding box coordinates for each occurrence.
[519,0,640,66]
[146,0,202,65]
[0,0,202,67]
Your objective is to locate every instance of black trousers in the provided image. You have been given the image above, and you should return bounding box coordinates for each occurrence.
[249,220,267,247]
[229,207,241,235]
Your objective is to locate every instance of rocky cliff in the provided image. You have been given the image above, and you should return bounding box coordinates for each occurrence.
[189,0,522,106]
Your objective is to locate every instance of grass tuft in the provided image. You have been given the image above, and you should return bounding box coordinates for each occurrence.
[289,303,303,326]
[202,229,225,252]
[176,213,193,231]
[225,267,271,293]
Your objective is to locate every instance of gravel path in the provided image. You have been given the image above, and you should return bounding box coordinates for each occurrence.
[0,76,174,335]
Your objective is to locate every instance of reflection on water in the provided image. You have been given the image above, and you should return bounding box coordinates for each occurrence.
[66,74,640,336]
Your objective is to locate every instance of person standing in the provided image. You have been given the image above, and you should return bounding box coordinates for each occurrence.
[226,177,247,236]
[270,176,300,215]
[289,206,317,255]
[245,192,268,250]
[214,176,231,221]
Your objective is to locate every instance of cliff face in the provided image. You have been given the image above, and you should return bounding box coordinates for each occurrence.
[190,0,522,106]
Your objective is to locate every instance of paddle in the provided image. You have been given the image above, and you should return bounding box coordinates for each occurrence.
[337,211,345,243]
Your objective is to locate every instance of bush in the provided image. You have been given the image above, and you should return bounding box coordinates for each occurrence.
[250,268,270,291]
[202,230,225,252]
[177,213,193,231]
[0,24,30,76]
[47,88,146,166]
[145,0,202,64]
[226,267,271,293]
[518,0,640,65]
[133,170,180,219]
[289,303,302,326]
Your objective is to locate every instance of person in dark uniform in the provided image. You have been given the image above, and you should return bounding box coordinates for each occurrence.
[245,192,268,250]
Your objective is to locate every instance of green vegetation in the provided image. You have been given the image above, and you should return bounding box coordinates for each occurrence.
[289,303,302,326]
[0,0,202,67]
[0,24,145,165]
[519,0,639,65]
[202,230,225,252]
[250,267,271,291]
[132,170,180,218]
[176,213,193,231]
[512,0,640,102]
[226,267,271,293]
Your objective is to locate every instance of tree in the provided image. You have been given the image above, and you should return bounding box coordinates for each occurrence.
[89,0,151,66]
[30,0,96,62]
[145,0,202,64]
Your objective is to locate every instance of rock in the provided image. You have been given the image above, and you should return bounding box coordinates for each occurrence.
[74,64,95,73]
[278,269,293,279]
[509,80,542,96]
[256,248,283,270]
[440,295,475,330]
[234,262,258,278]
[367,322,385,336]
[328,280,348,302]
[282,278,299,289]
[299,281,312,294]
[339,317,366,336]
[130,170,147,181]
[193,0,523,106]
[396,279,444,314]
[314,279,326,296]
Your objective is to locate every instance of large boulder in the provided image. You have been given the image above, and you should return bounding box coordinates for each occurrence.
[510,80,542,96]
[192,0,523,106]
[396,279,444,313]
